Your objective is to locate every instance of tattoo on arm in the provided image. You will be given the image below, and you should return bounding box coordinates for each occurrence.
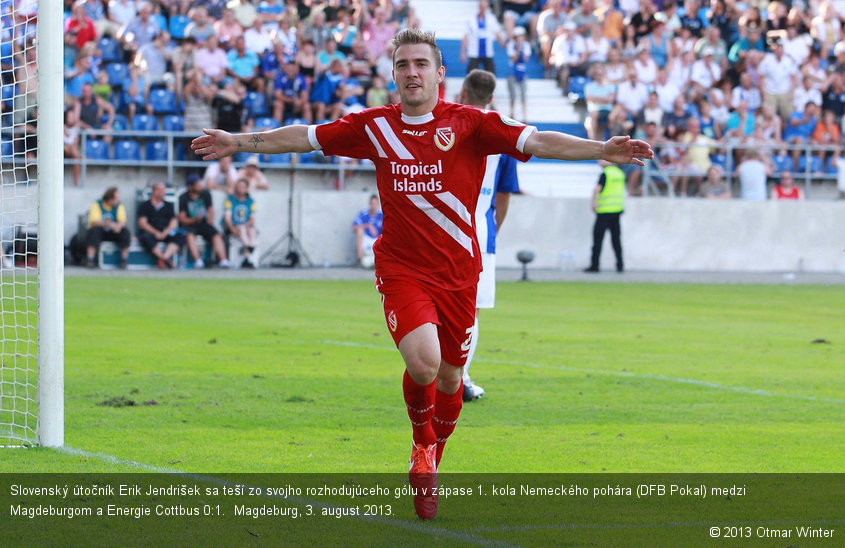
[248,135,264,149]
[237,140,243,149]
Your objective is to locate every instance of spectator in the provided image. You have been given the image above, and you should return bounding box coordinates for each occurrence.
[605,47,627,86]
[363,5,397,60]
[223,178,259,268]
[331,8,359,55]
[213,80,247,133]
[727,24,765,64]
[352,194,382,268]
[185,6,217,44]
[92,69,112,103]
[811,2,840,60]
[536,0,569,73]
[784,101,819,168]
[771,170,804,199]
[171,36,198,98]
[122,63,153,120]
[667,49,694,92]
[671,26,696,56]
[137,181,186,269]
[506,26,531,120]
[228,0,258,29]
[63,109,82,187]
[213,8,244,45]
[571,0,599,36]
[108,0,138,29]
[502,0,539,40]
[698,165,732,198]
[310,57,346,121]
[811,108,840,165]
[237,155,270,192]
[64,54,96,105]
[822,74,845,118]
[183,68,215,133]
[85,187,131,268]
[226,35,263,93]
[461,0,503,74]
[550,21,587,92]
[295,41,319,84]
[662,95,689,139]
[654,67,682,112]
[756,103,783,144]
[731,71,763,113]
[118,1,161,55]
[647,18,672,69]
[243,14,273,56]
[585,64,616,141]
[694,26,728,69]
[633,44,658,86]
[607,102,633,137]
[179,173,230,269]
[724,99,756,141]
[203,155,238,191]
[275,14,298,59]
[195,34,228,85]
[65,1,98,49]
[630,0,658,39]
[74,82,115,142]
[302,10,331,50]
[677,116,716,196]
[318,38,347,70]
[347,39,376,89]
[783,24,810,66]
[366,74,389,108]
[737,149,771,201]
[585,23,611,67]
[135,30,174,93]
[793,75,823,113]
[636,91,664,131]
[759,37,798,122]
[690,47,722,98]
[262,40,288,86]
[616,66,650,120]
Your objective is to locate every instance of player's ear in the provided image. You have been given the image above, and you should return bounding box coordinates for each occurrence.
[437,65,445,84]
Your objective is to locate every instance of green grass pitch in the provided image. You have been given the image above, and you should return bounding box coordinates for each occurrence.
[2,276,842,474]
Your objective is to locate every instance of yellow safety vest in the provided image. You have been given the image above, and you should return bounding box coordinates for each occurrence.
[596,165,626,214]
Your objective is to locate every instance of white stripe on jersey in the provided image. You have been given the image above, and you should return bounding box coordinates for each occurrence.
[364,124,388,158]
[435,191,473,226]
[516,125,536,154]
[407,194,474,256]
[374,117,414,159]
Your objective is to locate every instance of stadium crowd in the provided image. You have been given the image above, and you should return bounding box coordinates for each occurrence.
[4,0,842,198]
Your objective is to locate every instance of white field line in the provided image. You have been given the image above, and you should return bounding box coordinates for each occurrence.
[322,340,845,405]
[55,446,517,548]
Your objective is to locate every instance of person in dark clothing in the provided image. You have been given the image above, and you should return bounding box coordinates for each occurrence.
[137,181,186,269]
[585,160,625,273]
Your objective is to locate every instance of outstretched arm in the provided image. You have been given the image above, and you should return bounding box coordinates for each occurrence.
[523,133,654,166]
[191,125,314,161]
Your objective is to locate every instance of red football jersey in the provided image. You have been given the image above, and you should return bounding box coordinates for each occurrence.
[310,100,535,289]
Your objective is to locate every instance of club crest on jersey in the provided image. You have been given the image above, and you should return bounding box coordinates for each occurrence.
[434,127,455,151]
[499,114,523,127]
[387,310,398,332]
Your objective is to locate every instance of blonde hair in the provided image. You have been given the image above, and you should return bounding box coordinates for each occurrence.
[391,28,442,68]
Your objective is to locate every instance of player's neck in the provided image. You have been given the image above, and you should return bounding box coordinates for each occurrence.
[401,97,438,118]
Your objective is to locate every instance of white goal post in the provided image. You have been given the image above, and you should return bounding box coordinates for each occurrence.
[0,0,63,447]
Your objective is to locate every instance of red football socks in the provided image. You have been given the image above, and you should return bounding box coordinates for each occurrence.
[403,370,437,447]
[432,381,463,467]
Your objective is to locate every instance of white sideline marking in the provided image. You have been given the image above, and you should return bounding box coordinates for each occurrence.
[322,340,845,405]
[55,447,515,547]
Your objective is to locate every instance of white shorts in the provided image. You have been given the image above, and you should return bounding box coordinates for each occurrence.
[476,253,496,309]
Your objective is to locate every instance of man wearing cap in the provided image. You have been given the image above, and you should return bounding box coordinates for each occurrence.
[690,46,721,96]
[759,37,798,122]
[179,174,231,269]
[237,155,270,193]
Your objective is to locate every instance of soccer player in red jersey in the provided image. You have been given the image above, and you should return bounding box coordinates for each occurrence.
[192,28,653,520]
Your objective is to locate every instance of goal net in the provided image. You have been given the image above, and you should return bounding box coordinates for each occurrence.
[1,1,63,447]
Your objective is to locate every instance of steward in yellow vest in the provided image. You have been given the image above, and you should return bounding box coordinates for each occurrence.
[585,162,626,273]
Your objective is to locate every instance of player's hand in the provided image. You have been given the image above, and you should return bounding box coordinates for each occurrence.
[601,135,654,166]
[191,128,237,161]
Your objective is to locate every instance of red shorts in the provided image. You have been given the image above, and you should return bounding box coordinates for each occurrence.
[375,276,477,367]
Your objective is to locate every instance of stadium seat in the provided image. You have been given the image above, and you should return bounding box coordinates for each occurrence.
[825,155,839,174]
[298,151,317,164]
[152,13,167,34]
[149,88,177,114]
[797,155,824,174]
[285,118,309,127]
[244,91,270,117]
[0,139,14,159]
[262,152,291,164]
[110,113,128,131]
[131,113,158,131]
[773,154,793,173]
[105,62,129,87]
[568,76,590,100]
[98,37,121,62]
[161,114,185,131]
[113,140,141,162]
[84,139,110,160]
[254,117,281,131]
[169,14,191,39]
[233,152,252,163]
[145,140,169,162]
[710,153,727,170]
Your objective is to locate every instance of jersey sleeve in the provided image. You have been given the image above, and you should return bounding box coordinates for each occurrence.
[495,155,520,193]
[474,109,535,162]
[309,111,375,160]
[87,202,101,227]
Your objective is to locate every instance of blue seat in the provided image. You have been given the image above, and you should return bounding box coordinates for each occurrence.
[99,37,121,62]
[1,139,14,159]
[826,155,839,174]
[169,14,191,39]
[145,140,169,161]
[263,152,291,164]
[161,114,185,131]
[149,88,177,114]
[85,139,110,160]
[568,76,591,100]
[254,116,281,131]
[773,154,793,173]
[152,13,167,34]
[797,155,823,174]
[244,91,269,117]
[233,152,252,163]
[298,151,317,164]
[113,140,141,161]
[131,113,158,131]
[110,113,128,131]
[710,153,727,170]
[105,62,129,87]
